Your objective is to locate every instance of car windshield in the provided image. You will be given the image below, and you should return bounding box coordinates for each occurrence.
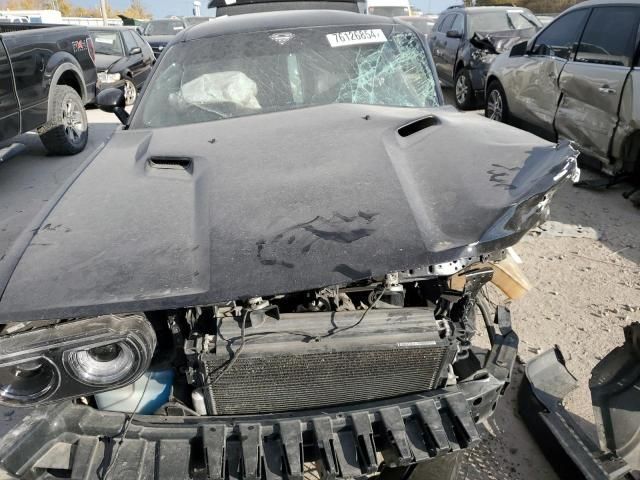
[90,30,124,56]
[468,9,541,34]
[145,20,185,36]
[132,25,439,129]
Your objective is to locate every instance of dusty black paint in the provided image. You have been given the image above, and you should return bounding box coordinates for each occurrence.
[0,104,576,322]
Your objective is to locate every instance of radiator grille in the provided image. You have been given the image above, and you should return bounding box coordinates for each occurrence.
[203,346,450,415]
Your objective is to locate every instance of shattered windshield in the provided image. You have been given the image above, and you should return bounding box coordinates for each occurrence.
[132,25,438,129]
[469,10,541,34]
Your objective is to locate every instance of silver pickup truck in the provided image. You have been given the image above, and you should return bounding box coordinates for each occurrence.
[484,0,640,179]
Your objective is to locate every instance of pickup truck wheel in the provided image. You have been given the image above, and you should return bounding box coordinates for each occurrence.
[454,69,475,110]
[123,78,137,106]
[485,81,509,123]
[38,85,88,156]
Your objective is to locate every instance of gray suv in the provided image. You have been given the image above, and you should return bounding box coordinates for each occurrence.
[428,6,541,109]
[485,0,640,177]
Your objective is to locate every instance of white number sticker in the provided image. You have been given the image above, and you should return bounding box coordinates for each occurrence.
[326,29,387,48]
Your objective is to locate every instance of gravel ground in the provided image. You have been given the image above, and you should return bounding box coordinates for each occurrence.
[1,105,638,480]
[462,170,639,480]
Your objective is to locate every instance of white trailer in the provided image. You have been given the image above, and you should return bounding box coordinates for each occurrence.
[366,0,412,16]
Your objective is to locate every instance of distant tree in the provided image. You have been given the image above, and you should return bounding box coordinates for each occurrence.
[3,0,47,9]
[121,0,150,18]
[1,0,150,17]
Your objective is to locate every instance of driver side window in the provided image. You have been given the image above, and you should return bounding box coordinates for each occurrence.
[451,14,464,36]
[531,9,589,60]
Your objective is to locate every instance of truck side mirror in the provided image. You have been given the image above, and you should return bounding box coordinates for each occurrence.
[446,29,463,39]
[96,88,129,125]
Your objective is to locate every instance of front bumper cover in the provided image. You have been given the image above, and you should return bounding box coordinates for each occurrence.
[0,327,518,480]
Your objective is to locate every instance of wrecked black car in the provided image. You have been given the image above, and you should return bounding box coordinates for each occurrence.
[0,10,578,480]
[428,6,541,110]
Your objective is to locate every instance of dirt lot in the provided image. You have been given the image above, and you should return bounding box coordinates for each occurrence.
[1,104,638,480]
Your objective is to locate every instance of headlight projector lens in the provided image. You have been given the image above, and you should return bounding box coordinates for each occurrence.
[0,358,58,405]
[65,342,137,385]
[0,314,156,407]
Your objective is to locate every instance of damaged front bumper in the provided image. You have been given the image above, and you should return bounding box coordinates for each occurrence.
[0,317,519,480]
[519,323,640,480]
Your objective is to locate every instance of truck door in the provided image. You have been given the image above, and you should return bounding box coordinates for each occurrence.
[514,9,589,132]
[0,39,19,142]
[555,6,640,163]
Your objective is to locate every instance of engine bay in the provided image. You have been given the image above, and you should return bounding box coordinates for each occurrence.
[0,254,511,417]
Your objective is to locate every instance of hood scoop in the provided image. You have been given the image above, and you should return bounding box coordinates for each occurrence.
[148,156,193,172]
[398,116,439,137]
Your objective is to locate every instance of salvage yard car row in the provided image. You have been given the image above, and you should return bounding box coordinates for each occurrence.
[0,2,638,480]
[0,10,581,479]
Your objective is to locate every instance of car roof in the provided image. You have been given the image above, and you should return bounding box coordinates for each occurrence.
[444,6,533,13]
[148,18,186,23]
[89,26,137,31]
[180,10,395,41]
[564,0,640,9]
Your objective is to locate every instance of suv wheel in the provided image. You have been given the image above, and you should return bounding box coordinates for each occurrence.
[454,69,474,110]
[485,81,509,123]
[38,85,88,155]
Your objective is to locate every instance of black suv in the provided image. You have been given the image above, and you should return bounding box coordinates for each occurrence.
[428,6,541,109]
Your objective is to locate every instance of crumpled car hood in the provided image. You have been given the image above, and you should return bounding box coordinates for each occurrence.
[471,28,536,53]
[0,104,577,322]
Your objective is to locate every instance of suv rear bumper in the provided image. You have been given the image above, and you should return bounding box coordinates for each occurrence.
[0,331,518,480]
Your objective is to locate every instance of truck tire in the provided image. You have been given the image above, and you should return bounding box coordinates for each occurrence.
[38,85,88,155]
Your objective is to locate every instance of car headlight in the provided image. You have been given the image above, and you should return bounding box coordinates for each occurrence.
[64,341,138,386]
[97,72,121,83]
[471,49,497,65]
[0,358,59,405]
[0,315,156,407]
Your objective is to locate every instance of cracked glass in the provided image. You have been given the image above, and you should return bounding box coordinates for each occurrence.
[133,24,438,129]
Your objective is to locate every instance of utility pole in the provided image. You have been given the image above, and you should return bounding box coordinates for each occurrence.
[100,0,108,25]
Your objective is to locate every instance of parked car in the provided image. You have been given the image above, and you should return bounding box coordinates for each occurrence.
[0,10,577,479]
[485,0,640,178]
[0,23,96,154]
[90,26,155,106]
[535,14,555,26]
[184,16,214,26]
[428,6,541,109]
[142,18,187,58]
[395,15,434,38]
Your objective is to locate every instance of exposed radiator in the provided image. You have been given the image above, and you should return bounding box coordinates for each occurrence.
[199,308,455,415]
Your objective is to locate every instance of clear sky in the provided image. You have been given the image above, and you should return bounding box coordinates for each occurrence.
[76,0,458,17]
